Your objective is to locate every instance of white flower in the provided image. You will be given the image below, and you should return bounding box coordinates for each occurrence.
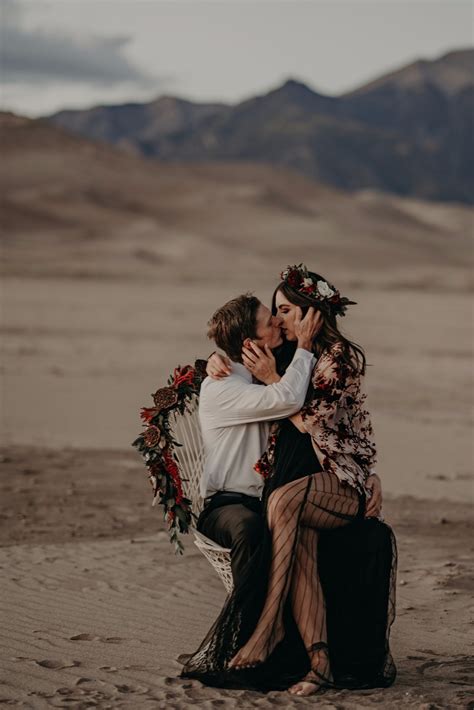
[317,280,335,298]
[303,278,313,288]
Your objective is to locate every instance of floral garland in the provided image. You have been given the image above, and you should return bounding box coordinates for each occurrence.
[280,264,356,317]
[132,359,207,554]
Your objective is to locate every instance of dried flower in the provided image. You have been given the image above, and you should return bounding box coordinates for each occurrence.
[132,359,207,554]
[152,386,178,412]
[143,425,161,448]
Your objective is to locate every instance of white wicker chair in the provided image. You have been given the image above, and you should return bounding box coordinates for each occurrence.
[169,397,234,594]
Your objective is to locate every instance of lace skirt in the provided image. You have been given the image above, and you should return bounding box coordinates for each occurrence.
[178,474,397,692]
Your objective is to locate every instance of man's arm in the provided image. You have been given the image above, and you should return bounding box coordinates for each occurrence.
[203,348,315,426]
[202,306,321,425]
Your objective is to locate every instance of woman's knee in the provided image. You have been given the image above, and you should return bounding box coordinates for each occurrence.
[311,472,358,501]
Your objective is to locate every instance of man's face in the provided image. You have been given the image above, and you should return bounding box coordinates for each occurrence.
[248,304,283,350]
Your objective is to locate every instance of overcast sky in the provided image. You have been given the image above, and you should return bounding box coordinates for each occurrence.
[1,0,472,117]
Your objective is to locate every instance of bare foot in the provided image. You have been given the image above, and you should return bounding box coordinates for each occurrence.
[227,648,261,670]
[228,619,286,670]
[288,678,322,696]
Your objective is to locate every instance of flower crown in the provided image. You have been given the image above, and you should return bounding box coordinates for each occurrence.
[280,264,355,317]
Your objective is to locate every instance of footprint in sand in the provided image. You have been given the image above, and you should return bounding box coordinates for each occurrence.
[122,664,149,671]
[69,633,99,641]
[115,682,150,694]
[35,659,81,669]
[69,633,125,643]
[417,656,474,685]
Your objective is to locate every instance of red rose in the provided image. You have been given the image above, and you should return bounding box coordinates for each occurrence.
[173,366,195,388]
[287,270,301,288]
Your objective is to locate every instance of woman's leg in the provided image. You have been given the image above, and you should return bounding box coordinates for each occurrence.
[289,525,331,680]
[229,471,360,671]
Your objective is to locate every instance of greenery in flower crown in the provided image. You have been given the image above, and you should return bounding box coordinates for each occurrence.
[131,359,207,554]
[280,264,356,317]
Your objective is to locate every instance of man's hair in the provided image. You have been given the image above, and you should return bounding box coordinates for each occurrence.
[207,293,261,363]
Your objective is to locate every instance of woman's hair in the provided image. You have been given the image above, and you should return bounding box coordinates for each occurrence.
[272,274,366,376]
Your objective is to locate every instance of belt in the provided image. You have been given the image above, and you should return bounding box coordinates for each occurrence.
[204,491,261,507]
[197,491,263,535]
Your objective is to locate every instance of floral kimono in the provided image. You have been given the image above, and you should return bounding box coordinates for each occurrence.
[256,342,377,497]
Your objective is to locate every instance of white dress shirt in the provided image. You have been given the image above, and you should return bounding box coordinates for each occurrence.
[198,348,315,499]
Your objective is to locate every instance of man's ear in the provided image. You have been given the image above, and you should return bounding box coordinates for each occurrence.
[242,337,252,349]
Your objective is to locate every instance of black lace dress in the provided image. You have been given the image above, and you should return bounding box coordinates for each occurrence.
[179,414,396,691]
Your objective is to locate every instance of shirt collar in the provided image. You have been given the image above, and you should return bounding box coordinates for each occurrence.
[231,361,252,383]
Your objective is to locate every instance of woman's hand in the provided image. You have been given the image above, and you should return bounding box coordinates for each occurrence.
[242,342,280,385]
[294,307,323,351]
[207,352,232,380]
[289,412,306,433]
[365,474,383,517]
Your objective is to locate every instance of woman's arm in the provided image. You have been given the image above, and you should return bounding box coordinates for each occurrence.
[301,345,377,470]
[207,352,232,379]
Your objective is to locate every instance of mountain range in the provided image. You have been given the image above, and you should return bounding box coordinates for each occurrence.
[2,110,472,287]
[47,49,474,205]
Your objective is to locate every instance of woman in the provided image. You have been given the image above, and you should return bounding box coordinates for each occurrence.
[180,264,396,696]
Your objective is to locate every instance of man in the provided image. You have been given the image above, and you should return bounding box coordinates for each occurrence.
[198,292,382,583]
[197,292,320,581]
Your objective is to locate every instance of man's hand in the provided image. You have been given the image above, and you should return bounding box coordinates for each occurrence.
[365,474,383,518]
[207,352,232,380]
[242,342,280,385]
[295,307,323,351]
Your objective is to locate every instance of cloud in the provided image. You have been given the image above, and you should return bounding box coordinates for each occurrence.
[1,0,155,86]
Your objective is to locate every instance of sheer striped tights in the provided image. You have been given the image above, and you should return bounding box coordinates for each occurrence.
[229,471,360,683]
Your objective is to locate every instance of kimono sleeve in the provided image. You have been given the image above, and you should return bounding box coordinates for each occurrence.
[301,346,377,471]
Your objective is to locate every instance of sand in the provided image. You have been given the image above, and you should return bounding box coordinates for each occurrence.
[0,447,473,709]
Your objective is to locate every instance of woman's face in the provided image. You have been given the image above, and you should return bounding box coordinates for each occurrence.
[274,290,301,342]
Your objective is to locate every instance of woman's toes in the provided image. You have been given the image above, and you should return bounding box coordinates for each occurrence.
[228,656,260,670]
[288,682,302,694]
[228,653,250,669]
[288,681,320,696]
[227,653,240,668]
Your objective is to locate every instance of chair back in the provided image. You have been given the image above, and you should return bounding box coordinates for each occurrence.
[168,394,206,517]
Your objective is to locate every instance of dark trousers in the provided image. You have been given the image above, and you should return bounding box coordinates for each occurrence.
[197,500,263,582]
